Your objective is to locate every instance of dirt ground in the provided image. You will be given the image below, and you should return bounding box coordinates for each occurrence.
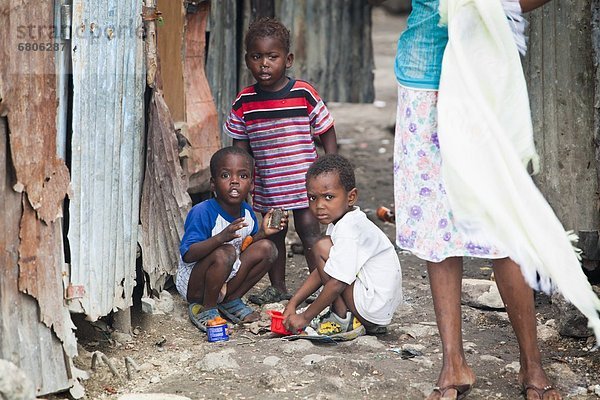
[50,8,600,400]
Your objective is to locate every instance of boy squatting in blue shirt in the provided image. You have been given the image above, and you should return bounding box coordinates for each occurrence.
[176,146,288,332]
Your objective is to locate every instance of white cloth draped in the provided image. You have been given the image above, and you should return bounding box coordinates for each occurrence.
[437,0,600,345]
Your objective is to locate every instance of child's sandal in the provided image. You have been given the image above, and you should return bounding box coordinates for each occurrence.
[217,298,258,324]
[188,303,220,332]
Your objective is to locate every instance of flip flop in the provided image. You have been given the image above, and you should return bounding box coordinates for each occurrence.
[217,298,258,324]
[248,286,291,305]
[283,334,337,344]
[188,304,220,333]
[522,384,559,399]
[430,383,473,400]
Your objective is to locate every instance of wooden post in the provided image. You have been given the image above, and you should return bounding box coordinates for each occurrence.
[524,1,598,233]
[590,0,600,270]
[143,0,158,87]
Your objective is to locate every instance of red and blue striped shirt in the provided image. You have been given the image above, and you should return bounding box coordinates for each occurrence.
[224,79,334,211]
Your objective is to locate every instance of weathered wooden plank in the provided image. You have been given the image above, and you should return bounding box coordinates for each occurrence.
[183,2,221,193]
[525,1,598,232]
[157,0,186,122]
[140,91,192,292]
[69,0,145,320]
[594,0,600,200]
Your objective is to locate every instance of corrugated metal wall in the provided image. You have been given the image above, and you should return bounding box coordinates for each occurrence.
[206,0,239,146]
[1,0,77,395]
[68,0,145,320]
[206,0,375,147]
[276,0,375,103]
[140,91,191,292]
[0,119,72,397]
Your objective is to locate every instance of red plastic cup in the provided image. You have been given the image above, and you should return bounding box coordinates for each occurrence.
[267,310,293,335]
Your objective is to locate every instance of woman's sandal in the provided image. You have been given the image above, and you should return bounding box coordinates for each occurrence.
[218,298,259,324]
[430,383,473,400]
[248,286,292,305]
[522,384,560,399]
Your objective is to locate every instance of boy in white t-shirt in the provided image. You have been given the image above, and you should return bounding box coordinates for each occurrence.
[283,154,403,337]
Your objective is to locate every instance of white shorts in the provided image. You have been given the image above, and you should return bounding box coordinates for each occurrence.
[175,257,241,301]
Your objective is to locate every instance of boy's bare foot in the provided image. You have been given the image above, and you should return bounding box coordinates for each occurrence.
[518,369,562,400]
[241,310,260,323]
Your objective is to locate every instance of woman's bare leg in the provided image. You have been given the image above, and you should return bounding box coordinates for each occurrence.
[426,257,476,400]
[492,258,561,400]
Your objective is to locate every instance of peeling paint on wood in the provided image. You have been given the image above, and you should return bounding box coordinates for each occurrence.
[68,0,145,320]
[140,91,191,292]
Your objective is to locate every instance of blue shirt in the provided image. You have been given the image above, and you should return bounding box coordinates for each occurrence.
[179,198,259,258]
[394,0,449,90]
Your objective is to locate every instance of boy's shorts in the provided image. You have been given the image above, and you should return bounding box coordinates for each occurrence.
[175,257,241,301]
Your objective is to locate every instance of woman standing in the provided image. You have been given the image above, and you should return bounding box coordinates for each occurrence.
[392,1,559,399]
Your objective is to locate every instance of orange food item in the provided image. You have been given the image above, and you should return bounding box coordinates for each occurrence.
[241,236,253,252]
[207,316,227,326]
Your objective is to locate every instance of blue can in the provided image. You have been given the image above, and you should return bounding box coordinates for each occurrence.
[207,324,229,342]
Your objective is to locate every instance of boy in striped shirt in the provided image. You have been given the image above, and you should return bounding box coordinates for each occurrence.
[224,17,338,304]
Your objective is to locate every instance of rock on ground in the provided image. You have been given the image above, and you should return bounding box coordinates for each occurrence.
[461,279,505,310]
[0,359,36,400]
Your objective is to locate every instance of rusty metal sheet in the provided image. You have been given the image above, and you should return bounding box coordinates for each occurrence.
[156,0,186,121]
[140,91,191,292]
[68,0,145,320]
[0,0,71,223]
[19,198,78,355]
[0,0,76,396]
[182,3,221,193]
[0,118,73,396]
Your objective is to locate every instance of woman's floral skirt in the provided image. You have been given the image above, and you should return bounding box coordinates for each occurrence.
[393,85,504,262]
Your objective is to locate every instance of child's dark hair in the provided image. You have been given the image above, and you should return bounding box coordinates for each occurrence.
[306,154,355,192]
[210,146,254,177]
[245,17,291,53]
